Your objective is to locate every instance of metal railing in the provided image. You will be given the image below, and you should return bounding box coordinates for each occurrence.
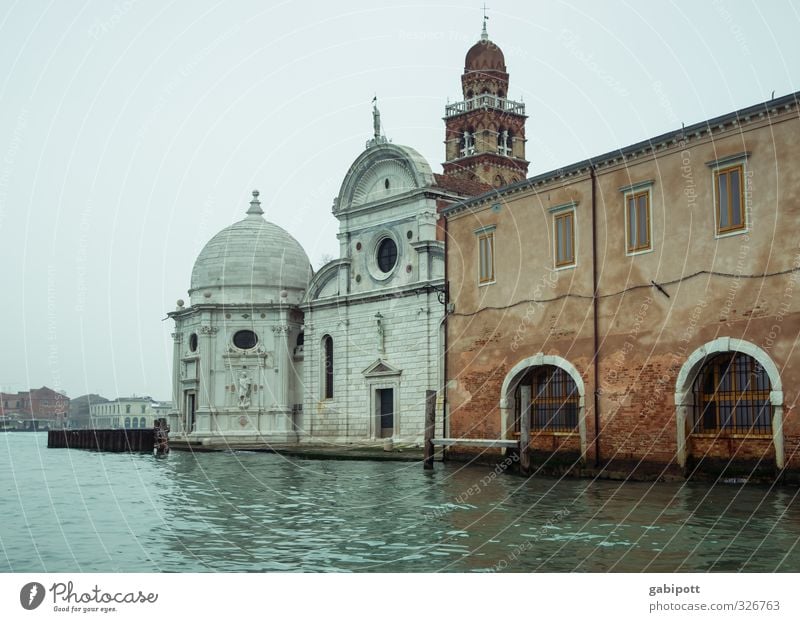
[445,94,525,117]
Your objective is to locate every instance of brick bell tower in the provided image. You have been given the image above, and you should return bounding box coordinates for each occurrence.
[443,18,528,187]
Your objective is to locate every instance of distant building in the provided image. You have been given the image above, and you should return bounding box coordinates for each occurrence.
[89,396,164,430]
[67,394,110,429]
[0,387,69,430]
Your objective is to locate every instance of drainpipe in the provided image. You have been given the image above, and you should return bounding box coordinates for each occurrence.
[591,165,601,467]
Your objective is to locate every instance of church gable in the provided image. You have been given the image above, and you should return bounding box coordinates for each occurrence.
[334,143,434,215]
[351,158,417,206]
[362,359,402,377]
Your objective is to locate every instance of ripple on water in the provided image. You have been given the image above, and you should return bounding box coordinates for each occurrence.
[2,434,799,572]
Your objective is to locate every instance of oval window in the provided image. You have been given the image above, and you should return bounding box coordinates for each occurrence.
[189,333,198,352]
[233,330,258,350]
[377,237,398,273]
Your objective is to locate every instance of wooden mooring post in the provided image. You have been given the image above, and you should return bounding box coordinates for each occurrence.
[423,390,437,470]
[519,385,531,475]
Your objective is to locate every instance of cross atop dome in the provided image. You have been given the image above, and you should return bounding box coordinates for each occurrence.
[481,3,490,41]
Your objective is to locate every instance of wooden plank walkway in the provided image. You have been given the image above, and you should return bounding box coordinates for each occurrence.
[431,438,518,448]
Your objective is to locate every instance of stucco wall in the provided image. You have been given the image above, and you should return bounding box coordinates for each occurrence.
[445,104,800,476]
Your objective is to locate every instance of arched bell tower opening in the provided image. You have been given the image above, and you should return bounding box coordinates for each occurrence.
[443,17,528,186]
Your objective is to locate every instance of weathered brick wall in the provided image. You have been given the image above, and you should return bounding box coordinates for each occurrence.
[444,103,800,479]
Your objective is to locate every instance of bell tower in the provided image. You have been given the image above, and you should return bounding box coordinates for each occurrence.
[442,18,528,187]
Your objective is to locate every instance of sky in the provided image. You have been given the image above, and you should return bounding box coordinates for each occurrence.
[0,0,798,401]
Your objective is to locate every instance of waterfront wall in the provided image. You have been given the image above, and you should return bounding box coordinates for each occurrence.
[443,95,800,479]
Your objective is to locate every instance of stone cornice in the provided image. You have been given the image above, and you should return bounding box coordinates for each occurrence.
[301,279,445,312]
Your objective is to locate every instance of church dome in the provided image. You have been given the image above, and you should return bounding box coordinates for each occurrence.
[189,190,312,305]
[465,38,506,72]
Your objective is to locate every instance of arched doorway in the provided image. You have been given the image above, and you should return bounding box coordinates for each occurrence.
[674,338,784,470]
[499,354,587,462]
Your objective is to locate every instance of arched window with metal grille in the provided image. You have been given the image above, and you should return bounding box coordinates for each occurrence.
[693,352,771,434]
[513,366,580,433]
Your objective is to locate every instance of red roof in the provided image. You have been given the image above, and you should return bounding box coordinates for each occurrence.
[433,173,492,197]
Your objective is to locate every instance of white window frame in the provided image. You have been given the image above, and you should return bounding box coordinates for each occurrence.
[549,201,577,270]
[619,180,655,257]
[475,225,496,286]
[707,152,750,239]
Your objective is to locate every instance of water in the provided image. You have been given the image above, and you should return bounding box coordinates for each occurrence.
[1,433,799,572]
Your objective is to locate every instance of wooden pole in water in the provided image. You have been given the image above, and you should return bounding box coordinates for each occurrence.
[423,390,436,470]
[519,385,532,475]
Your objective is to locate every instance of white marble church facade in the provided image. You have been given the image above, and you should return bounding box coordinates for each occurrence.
[300,127,448,444]
[166,118,483,446]
[166,23,499,446]
[167,192,311,444]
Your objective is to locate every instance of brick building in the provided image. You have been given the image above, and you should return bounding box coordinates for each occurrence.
[441,34,800,480]
[0,387,69,430]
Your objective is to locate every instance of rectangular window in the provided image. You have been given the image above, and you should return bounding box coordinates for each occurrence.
[478,232,495,283]
[715,164,745,234]
[626,190,651,252]
[554,211,575,267]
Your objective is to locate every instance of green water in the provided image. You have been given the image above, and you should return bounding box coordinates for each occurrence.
[1,433,798,572]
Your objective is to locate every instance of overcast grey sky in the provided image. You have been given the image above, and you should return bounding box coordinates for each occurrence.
[0,0,798,401]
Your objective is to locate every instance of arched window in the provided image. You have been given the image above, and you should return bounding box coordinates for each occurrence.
[497,128,512,156]
[322,335,334,399]
[460,129,475,157]
[693,353,771,434]
[124,417,131,429]
[131,417,138,429]
[514,366,579,433]
[139,417,147,428]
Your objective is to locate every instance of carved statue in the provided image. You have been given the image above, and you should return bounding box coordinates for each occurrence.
[375,312,385,353]
[237,370,252,409]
